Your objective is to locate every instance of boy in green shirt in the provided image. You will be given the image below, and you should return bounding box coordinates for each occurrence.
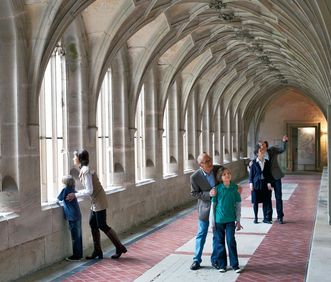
[210,167,242,273]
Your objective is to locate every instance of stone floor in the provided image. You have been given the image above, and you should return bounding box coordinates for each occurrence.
[15,173,331,282]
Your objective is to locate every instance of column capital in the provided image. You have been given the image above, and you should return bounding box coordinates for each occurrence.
[27,123,39,148]
[128,127,137,139]
[88,126,97,144]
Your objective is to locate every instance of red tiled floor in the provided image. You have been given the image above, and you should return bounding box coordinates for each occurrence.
[63,212,198,281]
[63,174,320,282]
[237,175,321,282]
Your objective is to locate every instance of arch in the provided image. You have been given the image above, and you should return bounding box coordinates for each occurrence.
[146,159,155,168]
[27,0,95,129]
[114,163,125,173]
[0,175,19,213]
[170,156,177,164]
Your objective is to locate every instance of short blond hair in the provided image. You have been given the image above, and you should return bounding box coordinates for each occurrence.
[62,175,75,187]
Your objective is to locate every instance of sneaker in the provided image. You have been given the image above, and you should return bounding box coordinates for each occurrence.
[211,262,220,270]
[66,255,83,262]
[219,268,227,273]
[233,266,242,273]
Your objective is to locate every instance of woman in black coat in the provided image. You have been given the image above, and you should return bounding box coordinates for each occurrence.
[249,144,273,224]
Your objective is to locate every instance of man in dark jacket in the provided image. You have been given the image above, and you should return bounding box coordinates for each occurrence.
[190,152,222,270]
[260,135,288,224]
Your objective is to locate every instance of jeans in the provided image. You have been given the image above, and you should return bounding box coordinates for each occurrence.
[68,219,83,258]
[193,219,218,264]
[273,179,284,219]
[215,222,239,268]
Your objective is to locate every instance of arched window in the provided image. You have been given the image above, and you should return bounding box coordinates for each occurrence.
[96,69,113,188]
[135,85,145,182]
[39,43,68,203]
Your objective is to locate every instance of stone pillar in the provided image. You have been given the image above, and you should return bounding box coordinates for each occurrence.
[143,69,157,179]
[63,27,88,159]
[186,92,197,169]
[237,109,245,158]
[111,57,126,185]
[223,111,231,163]
[113,49,133,186]
[156,129,164,179]
[167,83,178,174]
[208,98,213,155]
[177,129,185,175]
[228,108,234,162]
[327,105,331,224]
[214,105,223,165]
[232,111,239,161]
[0,4,24,211]
[246,118,256,159]
[125,127,136,185]
[201,102,210,154]
[176,81,184,176]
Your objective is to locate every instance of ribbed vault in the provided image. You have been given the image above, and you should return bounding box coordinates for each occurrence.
[18,0,331,135]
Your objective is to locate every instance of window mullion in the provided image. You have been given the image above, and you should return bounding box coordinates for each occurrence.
[51,55,58,200]
[108,71,113,185]
[60,54,68,174]
[39,79,47,202]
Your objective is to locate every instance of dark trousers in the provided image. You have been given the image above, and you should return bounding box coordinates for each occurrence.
[69,219,83,258]
[89,209,110,232]
[88,209,126,254]
[265,189,273,220]
[253,190,272,221]
[215,222,239,269]
[273,179,284,219]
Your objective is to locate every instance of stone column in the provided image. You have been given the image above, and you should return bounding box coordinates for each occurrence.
[63,24,89,166]
[327,105,331,224]
[201,102,210,154]
[112,49,133,186]
[237,109,244,158]
[186,92,197,169]
[125,127,136,185]
[223,111,231,163]
[167,83,178,174]
[143,69,157,179]
[156,129,164,179]
[246,120,256,159]
[232,111,239,161]
[214,105,223,164]
[0,3,25,212]
[177,129,185,175]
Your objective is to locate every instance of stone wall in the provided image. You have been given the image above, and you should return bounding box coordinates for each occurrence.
[0,160,247,281]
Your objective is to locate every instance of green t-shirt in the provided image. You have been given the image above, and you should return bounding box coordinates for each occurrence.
[211,181,241,224]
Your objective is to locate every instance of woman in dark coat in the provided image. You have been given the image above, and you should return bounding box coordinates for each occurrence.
[249,144,273,224]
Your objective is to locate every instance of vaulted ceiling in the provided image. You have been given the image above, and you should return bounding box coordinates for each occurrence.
[10,0,331,125]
